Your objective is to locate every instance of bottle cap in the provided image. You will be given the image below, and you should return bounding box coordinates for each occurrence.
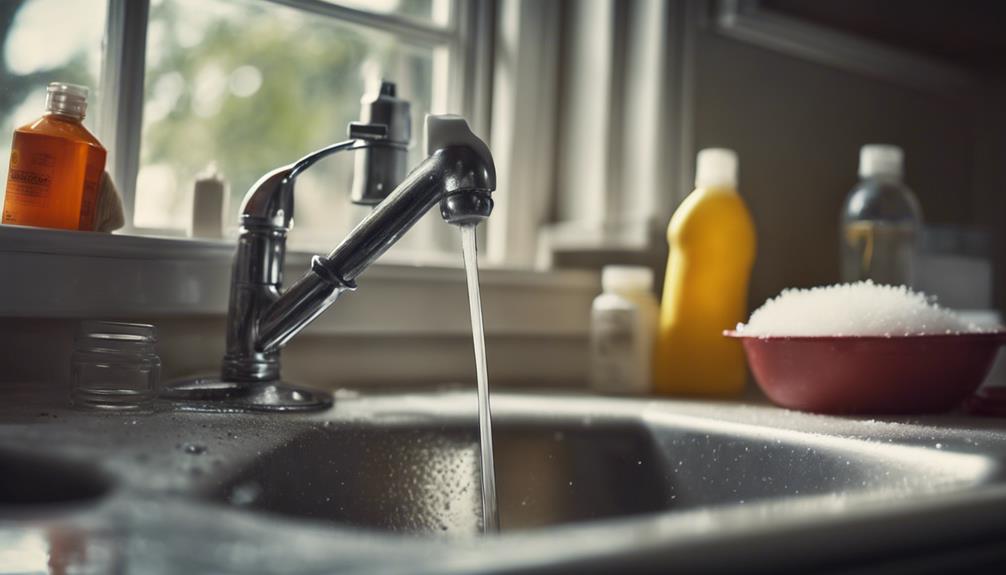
[695,148,738,189]
[46,82,89,119]
[602,265,654,294]
[197,162,224,182]
[859,144,903,179]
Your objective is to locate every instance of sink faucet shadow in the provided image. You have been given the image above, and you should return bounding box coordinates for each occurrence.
[165,88,495,412]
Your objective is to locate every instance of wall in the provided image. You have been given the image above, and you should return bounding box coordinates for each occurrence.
[0,317,588,392]
[0,228,598,392]
[539,0,1006,317]
[690,2,1006,312]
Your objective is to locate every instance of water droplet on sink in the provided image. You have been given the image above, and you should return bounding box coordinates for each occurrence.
[182,444,207,455]
[229,483,261,506]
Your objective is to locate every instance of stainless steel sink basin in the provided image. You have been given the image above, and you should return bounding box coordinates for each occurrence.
[3,389,1006,574]
[0,448,111,514]
[211,421,668,533]
[208,393,1000,537]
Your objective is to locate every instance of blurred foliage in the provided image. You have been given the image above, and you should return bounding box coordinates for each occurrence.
[145,1,388,217]
[0,0,96,125]
[142,0,435,234]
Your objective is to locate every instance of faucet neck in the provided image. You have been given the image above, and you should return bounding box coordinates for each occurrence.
[221,118,495,388]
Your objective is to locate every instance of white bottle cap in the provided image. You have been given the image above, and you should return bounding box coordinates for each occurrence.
[859,144,903,179]
[602,265,654,294]
[694,148,738,189]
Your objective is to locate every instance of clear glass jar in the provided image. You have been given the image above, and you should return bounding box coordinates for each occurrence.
[71,321,161,411]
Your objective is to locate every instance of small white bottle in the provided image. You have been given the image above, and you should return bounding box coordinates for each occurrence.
[590,266,659,395]
[188,164,227,239]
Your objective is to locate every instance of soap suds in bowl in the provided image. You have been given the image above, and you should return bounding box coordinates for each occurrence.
[735,280,986,337]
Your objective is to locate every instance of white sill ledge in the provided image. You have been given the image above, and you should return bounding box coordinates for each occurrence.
[0,225,598,338]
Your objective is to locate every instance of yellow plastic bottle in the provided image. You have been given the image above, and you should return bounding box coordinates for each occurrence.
[653,148,756,396]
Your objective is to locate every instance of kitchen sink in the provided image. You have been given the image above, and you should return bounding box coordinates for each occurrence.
[210,421,668,533]
[2,389,1006,574]
[208,394,998,535]
[0,448,111,514]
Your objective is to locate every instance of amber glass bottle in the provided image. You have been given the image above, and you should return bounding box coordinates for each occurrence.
[3,83,107,231]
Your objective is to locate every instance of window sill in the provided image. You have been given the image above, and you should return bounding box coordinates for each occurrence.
[0,225,598,338]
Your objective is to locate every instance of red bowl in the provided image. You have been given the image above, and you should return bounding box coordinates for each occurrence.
[725,331,1006,414]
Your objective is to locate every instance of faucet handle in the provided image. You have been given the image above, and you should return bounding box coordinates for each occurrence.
[424,115,495,182]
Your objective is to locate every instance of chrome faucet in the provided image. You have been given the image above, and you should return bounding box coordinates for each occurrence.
[165,92,495,411]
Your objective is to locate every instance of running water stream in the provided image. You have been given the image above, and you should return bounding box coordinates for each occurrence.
[461,224,499,533]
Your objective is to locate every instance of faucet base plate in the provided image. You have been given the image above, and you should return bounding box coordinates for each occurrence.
[162,377,333,413]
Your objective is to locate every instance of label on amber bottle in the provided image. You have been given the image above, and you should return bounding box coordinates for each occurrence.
[4,145,56,212]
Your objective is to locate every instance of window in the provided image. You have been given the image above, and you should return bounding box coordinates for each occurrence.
[137,0,455,254]
[2,0,490,258]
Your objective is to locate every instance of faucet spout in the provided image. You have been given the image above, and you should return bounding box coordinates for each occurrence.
[322,144,495,283]
[255,118,495,354]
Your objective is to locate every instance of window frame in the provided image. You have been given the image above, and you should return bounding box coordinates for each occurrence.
[97,0,494,238]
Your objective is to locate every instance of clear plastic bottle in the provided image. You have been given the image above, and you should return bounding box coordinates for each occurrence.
[841,145,923,287]
[71,321,161,411]
[3,83,107,231]
[590,266,659,395]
